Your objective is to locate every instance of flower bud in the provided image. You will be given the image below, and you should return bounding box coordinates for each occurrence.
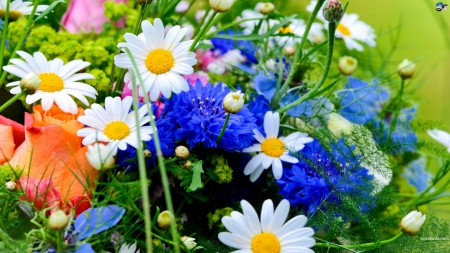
[328,113,354,137]
[284,46,296,56]
[86,143,115,171]
[400,211,426,235]
[183,160,193,169]
[157,210,174,228]
[175,146,190,159]
[20,73,41,94]
[222,90,244,113]
[143,149,152,158]
[181,236,197,251]
[48,210,69,230]
[258,2,275,15]
[5,181,17,191]
[323,0,343,23]
[398,59,415,79]
[209,0,235,13]
[338,56,358,76]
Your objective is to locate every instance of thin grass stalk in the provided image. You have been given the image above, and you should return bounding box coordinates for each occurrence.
[0,0,11,77]
[0,0,41,86]
[123,48,181,253]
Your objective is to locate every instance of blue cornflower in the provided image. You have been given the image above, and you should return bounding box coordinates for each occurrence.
[277,139,375,220]
[162,79,257,152]
[336,77,390,124]
[373,107,418,154]
[402,157,432,193]
[210,29,258,64]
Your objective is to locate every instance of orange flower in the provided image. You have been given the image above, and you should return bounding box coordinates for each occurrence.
[4,105,98,214]
[0,115,25,164]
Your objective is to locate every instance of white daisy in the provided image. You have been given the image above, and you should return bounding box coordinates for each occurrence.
[306,0,376,51]
[275,19,324,46]
[427,129,450,153]
[76,96,154,155]
[241,10,278,35]
[114,18,197,101]
[219,199,315,253]
[3,51,97,114]
[0,0,49,20]
[242,111,313,182]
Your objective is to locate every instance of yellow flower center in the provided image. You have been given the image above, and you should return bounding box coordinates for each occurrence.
[38,73,64,92]
[145,49,174,74]
[337,23,351,36]
[278,26,294,34]
[104,121,131,140]
[346,58,355,66]
[231,94,241,100]
[251,233,281,253]
[261,138,285,158]
[0,9,23,21]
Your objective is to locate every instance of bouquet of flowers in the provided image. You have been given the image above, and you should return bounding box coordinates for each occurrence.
[0,0,449,252]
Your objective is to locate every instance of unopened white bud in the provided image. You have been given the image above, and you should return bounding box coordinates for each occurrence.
[284,46,296,56]
[175,146,190,159]
[258,2,275,15]
[209,0,235,12]
[338,56,358,76]
[222,90,244,113]
[5,181,17,191]
[181,236,197,251]
[157,210,174,228]
[398,59,415,79]
[328,113,354,137]
[20,73,41,94]
[400,211,426,235]
[49,210,69,230]
[86,143,115,171]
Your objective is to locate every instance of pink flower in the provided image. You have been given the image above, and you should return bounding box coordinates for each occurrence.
[19,177,61,214]
[196,50,221,71]
[61,0,127,33]
[121,81,144,102]
[183,71,210,86]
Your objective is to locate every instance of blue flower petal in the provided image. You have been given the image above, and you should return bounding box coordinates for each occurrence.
[254,71,277,101]
[74,244,95,253]
[74,205,126,241]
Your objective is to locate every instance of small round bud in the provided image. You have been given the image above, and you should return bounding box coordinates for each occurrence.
[400,211,426,235]
[175,1,190,13]
[20,72,41,94]
[284,46,296,56]
[338,56,358,76]
[48,210,69,230]
[398,59,415,79]
[209,0,235,13]
[222,90,244,113]
[328,113,353,137]
[175,146,190,159]
[258,2,275,15]
[86,143,115,171]
[183,160,193,169]
[181,236,197,251]
[157,210,174,228]
[5,181,17,191]
[143,149,152,158]
[323,0,343,23]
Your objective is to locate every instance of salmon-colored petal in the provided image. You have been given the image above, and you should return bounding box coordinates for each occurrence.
[0,125,15,164]
[19,177,61,213]
[0,115,25,147]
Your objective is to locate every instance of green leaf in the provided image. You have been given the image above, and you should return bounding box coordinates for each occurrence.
[188,160,204,191]
[195,43,215,51]
[34,0,66,23]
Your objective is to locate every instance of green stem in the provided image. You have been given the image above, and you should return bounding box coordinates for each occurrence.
[124,48,180,253]
[125,49,153,253]
[189,11,218,51]
[270,0,325,108]
[0,0,40,87]
[315,232,403,250]
[56,231,63,253]
[160,0,167,17]
[216,113,230,144]
[0,0,10,77]
[0,91,24,114]
[204,17,264,38]
[387,79,405,142]
[278,21,336,114]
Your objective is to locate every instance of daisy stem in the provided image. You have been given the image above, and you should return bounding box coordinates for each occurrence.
[55,231,63,253]
[315,232,403,250]
[189,11,218,51]
[387,79,405,142]
[270,0,326,108]
[216,113,231,144]
[126,52,154,253]
[277,20,336,114]
[0,91,24,114]
[0,0,40,87]
[124,47,181,253]
[0,0,10,78]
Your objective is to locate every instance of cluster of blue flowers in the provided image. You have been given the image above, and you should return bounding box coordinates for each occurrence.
[277,139,375,220]
[210,29,258,64]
